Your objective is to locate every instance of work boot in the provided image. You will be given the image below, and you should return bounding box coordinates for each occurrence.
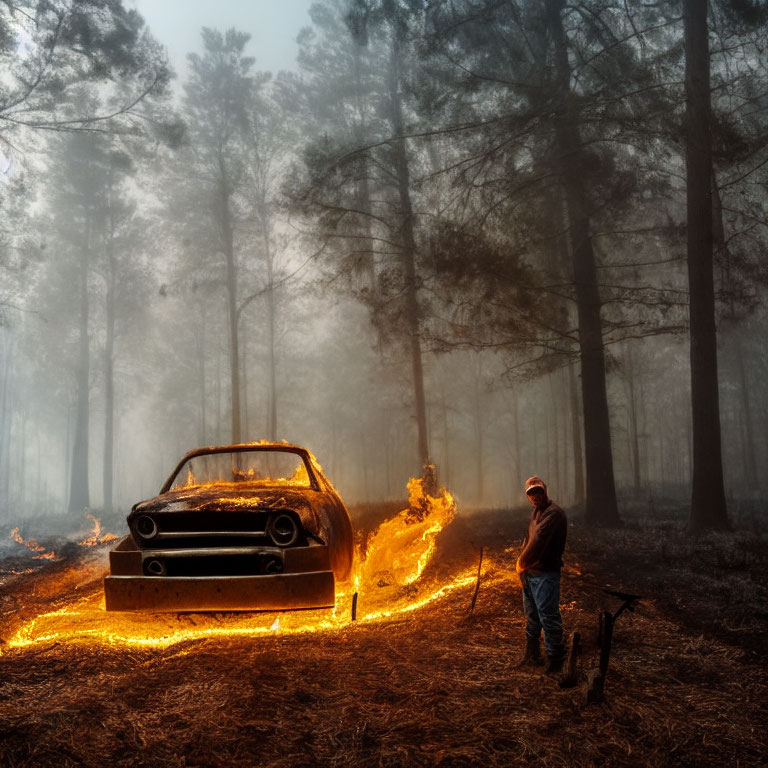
[517,637,543,667]
[545,654,565,675]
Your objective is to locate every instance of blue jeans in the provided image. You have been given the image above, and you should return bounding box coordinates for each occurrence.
[522,570,565,659]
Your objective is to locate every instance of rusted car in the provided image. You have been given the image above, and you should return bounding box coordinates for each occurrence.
[104,443,354,612]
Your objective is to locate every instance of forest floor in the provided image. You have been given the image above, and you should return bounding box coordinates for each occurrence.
[1,503,767,767]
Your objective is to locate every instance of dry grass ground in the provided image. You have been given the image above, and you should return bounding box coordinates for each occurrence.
[1,506,767,767]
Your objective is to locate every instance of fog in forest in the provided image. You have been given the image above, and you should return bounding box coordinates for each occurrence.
[1,0,766,534]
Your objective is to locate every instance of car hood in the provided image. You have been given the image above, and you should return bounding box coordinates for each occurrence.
[131,485,329,540]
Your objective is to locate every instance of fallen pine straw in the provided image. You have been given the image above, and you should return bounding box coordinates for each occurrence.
[0,512,766,767]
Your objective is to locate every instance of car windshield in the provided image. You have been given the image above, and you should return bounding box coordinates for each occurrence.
[168,449,312,491]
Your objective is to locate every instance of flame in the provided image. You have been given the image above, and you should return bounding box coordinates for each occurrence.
[11,527,44,551]
[3,563,485,653]
[10,527,59,560]
[78,512,118,547]
[2,473,473,654]
[174,477,307,493]
[290,462,309,485]
[357,475,456,587]
[176,461,310,492]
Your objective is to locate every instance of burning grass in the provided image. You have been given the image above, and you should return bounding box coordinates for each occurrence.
[10,527,59,560]
[1,506,767,767]
[78,512,119,548]
[2,478,461,651]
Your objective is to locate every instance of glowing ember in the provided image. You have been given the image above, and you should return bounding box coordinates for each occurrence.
[78,512,119,547]
[2,474,471,654]
[10,527,59,560]
[211,496,263,507]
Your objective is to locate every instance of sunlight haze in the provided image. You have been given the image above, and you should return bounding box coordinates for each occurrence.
[131,0,315,77]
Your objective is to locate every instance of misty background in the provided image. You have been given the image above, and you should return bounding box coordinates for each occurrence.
[1,0,766,533]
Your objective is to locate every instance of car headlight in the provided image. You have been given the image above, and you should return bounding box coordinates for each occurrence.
[267,513,299,547]
[143,558,166,576]
[135,515,158,540]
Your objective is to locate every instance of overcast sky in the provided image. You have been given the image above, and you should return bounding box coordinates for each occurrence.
[131,0,316,81]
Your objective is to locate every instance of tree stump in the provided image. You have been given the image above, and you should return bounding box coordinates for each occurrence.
[468,547,484,614]
[559,631,581,688]
[586,610,614,704]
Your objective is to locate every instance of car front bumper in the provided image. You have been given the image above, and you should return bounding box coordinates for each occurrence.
[103,534,336,612]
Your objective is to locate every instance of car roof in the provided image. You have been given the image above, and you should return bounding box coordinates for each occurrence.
[160,442,320,494]
[176,442,310,460]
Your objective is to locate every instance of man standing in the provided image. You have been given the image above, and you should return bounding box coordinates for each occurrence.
[516,475,568,674]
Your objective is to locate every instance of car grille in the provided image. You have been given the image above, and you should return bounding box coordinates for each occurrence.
[141,546,285,577]
[130,508,305,550]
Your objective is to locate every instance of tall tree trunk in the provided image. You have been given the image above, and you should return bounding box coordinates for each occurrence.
[18,404,26,509]
[219,171,241,445]
[196,302,207,445]
[262,208,278,442]
[102,167,119,516]
[548,0,620,526]
[353,40,377,293]
[215,340,223,444]
[549,373,561,491]
[638,379,650,491]
[624,342,642,495]
[103,224,115,516]
[359,398,371,503]
[328,405,338,483]
[0,332,15,521]
[439,384,452,489]
[568,361,585,505]
[712,166,757,495]
[242,329,250,438]
[69,220,91,512]
[683,0,729,531]
[511,392,521,502]
[387,33,430,470]
[35,428,42,510]
[65,404,71,510]
[734,336,758,492]
[473,356,484,505]
[658,418,667,489]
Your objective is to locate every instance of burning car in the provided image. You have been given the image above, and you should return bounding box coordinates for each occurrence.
[104,443,354,612]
